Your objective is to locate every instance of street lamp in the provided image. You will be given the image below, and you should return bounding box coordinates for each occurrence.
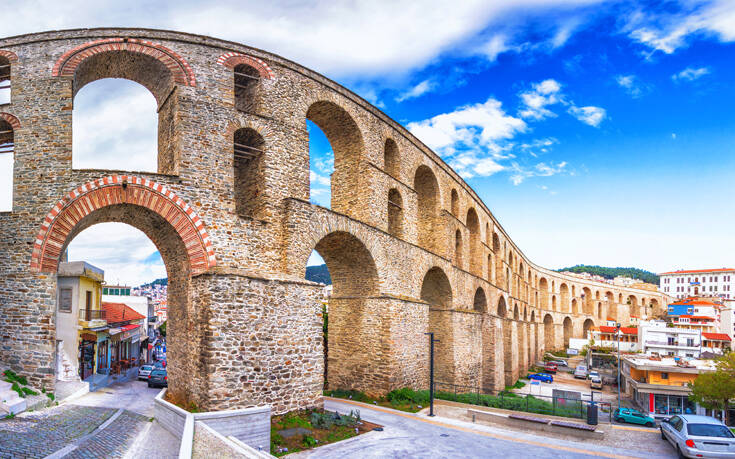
[425,332,440,417]
[616,322,621,410]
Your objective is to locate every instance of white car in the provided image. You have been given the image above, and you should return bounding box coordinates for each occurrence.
[138,364,154,380]
[574,365,588,379]
[588,370,600,380]
[661,414,735,458]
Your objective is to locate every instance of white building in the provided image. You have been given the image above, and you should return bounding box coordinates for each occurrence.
[639,321,702,358]
[659,268,735,299]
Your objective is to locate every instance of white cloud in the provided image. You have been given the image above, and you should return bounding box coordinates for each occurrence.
[309,170,331,187]
[615,74,650,98]
[672,133,677,140]
[672,66,711,82]
[624,1,735,55]
[72,79,158,171]
[66,223,166,286]
[518,79,564,120]
[510,161,568,185]
[395,80,436,102]
[567,105,606,127]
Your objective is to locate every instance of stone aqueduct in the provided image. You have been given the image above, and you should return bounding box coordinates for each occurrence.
[0,29,670,413]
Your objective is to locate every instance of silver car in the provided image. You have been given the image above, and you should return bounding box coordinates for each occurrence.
[138,364,154,380]
[661,414,735,458]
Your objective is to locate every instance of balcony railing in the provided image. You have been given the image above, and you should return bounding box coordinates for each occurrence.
[79,309,106,321]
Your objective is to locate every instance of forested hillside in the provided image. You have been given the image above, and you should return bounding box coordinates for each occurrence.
[556,265,659,285]
[306,264,332,285]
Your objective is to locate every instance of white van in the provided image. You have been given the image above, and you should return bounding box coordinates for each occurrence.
[574,364,588,379]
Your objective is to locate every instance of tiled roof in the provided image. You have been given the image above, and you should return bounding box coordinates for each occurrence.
[670,298,720,307]
[101,302,145,323]
[678,315,714,320]
[598,326,637,335]
[702,332,731,341]
[660,268,734,275]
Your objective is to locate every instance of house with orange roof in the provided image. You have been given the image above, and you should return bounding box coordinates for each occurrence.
[100,302,146,375]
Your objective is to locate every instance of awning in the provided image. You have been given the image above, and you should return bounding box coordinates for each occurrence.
[121,324,139,332]
[80,333,97,342]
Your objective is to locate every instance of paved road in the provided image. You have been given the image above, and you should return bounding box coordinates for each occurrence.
[0,379,178,459]
[292,398,675,459]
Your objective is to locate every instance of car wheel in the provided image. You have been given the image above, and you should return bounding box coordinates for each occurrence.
[660,427,666,440]
[147,382,152,388]
[676,445,685,459]
[645,421,653,428]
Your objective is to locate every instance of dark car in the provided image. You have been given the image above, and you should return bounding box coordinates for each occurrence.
[147,369,168,388]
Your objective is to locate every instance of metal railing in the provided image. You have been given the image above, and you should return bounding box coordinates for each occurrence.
[79,309,106,321]
[433,381,613,423]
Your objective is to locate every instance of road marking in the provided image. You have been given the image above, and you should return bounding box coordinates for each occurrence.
[612,425,658,433]
[326,397,637,459]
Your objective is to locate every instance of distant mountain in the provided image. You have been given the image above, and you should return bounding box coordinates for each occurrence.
[306,264,331,285]
[556,265,659,285]
[137,278,168,289]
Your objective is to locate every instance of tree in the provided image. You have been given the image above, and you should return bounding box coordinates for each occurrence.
[689,353,735,424]
[159,320,167,337]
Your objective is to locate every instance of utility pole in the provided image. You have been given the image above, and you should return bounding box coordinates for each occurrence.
[616,322,621,410]
[425,332,440,417]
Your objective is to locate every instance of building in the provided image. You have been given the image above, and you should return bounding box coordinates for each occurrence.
[100,302,146,374]
[659,268,735,299]
[639,321,702,358]
[102,286,157,359]
[587,325,639,352]
[622,355,720,420]
[55,261,106,383]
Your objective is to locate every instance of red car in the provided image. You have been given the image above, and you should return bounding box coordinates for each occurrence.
[544,362,558,374]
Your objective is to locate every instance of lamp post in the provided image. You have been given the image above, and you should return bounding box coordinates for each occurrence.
[425,332,440,417]
[616,322,621,410]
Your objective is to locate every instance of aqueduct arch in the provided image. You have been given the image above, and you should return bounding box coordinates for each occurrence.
[0,29,672,412]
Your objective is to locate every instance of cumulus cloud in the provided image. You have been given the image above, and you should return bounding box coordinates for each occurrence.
[395,80,437,102]
[615,74,650,98]
[510,161,568,185]
[518,79,564,120]
[309,170,331,187]
[567,105,606,127]
[672,66,711,82]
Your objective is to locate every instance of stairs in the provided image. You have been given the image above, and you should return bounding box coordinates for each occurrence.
[0,381,27,415]
[57,347,79,382]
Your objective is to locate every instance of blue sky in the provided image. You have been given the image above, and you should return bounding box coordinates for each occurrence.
[3,0,735,284]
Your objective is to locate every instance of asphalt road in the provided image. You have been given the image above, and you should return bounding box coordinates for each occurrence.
[291,398,675,459]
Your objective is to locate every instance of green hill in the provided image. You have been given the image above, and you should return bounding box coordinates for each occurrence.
[137,278,168,289]
[556,265,659,285]
[306,264,331,285]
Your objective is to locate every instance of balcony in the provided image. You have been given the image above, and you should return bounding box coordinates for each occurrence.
[79,309,106,321]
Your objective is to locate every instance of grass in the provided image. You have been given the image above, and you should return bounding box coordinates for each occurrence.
[324,388,425,413]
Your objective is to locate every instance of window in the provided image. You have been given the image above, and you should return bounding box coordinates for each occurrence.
[85,291,92,310]
[233,128,265,217]
[234,64,260,113]
[667,337,675,345]
[387,188,403,238]
[0,56,9,104]
[59,288,73,312]
[0,118,13,211]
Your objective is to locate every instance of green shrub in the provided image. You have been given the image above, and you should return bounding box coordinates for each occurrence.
[21,387,38,396]
[310,411,333,429]
[2,370,28,386]
[302,435,318,447]
[325,389,371,403]
[11,382,24,398]
[46,392,55,401]
[386,388,430,405]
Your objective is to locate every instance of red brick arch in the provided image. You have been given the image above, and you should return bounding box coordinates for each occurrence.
[30,176,216,274]
[0,113,21,130]
[0,50,19,63]
[217,52,275,79]
[52,38,196,87]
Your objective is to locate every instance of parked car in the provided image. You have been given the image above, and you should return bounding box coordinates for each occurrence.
[588,370,600,380]
[574,365,588,379]
[614,407,655,427]
[147,369,168,388]
[138,364,154,381]
[661,415,735,458]
[549,359,568,367]
[544,362,558,374]
[153,360,167,369]
[590,376,603,390]
[528,373,553,383]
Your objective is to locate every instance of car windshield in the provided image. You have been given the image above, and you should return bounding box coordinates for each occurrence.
[151,370,166,376]
[687,423,735,438]
[591,378,601,382]
[141,366,153,370]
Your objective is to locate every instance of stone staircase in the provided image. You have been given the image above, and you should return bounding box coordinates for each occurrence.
[0,380,27,415]
[57,347,79,382]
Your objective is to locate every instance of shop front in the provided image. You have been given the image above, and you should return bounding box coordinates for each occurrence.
[78,333,96,381]
[108,324,141,374]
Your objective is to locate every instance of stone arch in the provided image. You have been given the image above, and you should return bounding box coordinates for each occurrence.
[563,316,573,348]
[233,63,261,113]
[571,298,578,315]
[492,232,503,286]
[414,165,440,254]
[627,295,638,317]
[31,175,215,274]
[583,319,595,339]
[423,267,454,383]
[572,285,576,297]
[487,253,493,281]
[454,229,463,268]
[485,222,491,246]
[597,302,602,319]
[539,277,549,309]
[552,294,557,311]
[387,188,403,238]
[473,288,487,313]
[595,290,601,300]
[543,314,555,351]
[313,231,380,390]
[559,283,570,313]
[217,52,275,79]
[497,296,507,318]
[466,208,481,275]
[0,112,21,130]
[513,304,519,320]
[306,101,365,213]
[233,127,266,218]
[502,299,515,386]
[583,287,593,315]
[651,298,659,311]
[618,293,623,303]
[0,54,12,102]
[384,138,399,178]
[523,307,528,321]
[606,291,614,303]
[530,310,536,322]
[450,188,459,216]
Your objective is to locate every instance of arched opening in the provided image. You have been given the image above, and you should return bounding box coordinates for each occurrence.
[543,314,555,351]
[559,283,570,313]
[523,307,528,321]
[597,302,602,318]
[310,231,379,392]
[454,229,463,268]
[423,267,454,383]
[492,232,503,286]
[0,55,10,104]
[627,295,638,318]
[571,298,578,314]
[583,319,595,339]
[307,119,332,207]
[618,293,623,303]
[563,316,573,348]
[513,304,520,320]
[414,165,440,253]
[595,291,601,300]
[473,288,487,313]
[384,138,399,178]
[487,254,493,281]
[233,128,265,218]
[0,118,13,212]
[485,222,491,246]
[651,298,660,312]
[497,296,507,318]
[233,63,261,113]
[551,294,557,311]
[466,208,480,276]
[70,46,183,174]
[306,101,364,213]
[583,287,593,315]
[450,189,459,216]
[73,79,159,172]
[387,188,404,238]
[606,291,614,303]
[539,277,549,309]
[501,297,514,385]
